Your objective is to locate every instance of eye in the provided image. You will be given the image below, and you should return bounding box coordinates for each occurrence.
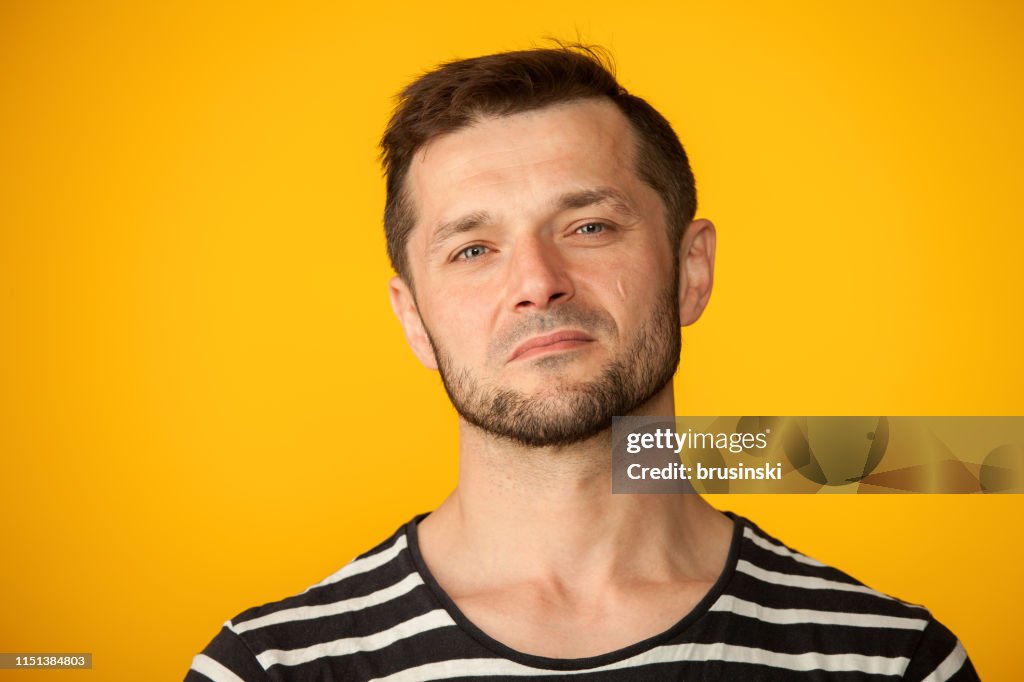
[575,222,606,235]
[455,244,489,261]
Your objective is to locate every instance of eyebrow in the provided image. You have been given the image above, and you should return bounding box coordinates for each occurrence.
[428,186,640,256]
[430,210,492,255]
[556,187,640,218]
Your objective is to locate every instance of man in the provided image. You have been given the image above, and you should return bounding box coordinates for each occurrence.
[187,45,978,681]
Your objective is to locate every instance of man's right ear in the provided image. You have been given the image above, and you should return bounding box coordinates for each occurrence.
[388,276,439,370]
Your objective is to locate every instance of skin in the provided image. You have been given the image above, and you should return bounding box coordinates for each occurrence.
[388,98,734,658]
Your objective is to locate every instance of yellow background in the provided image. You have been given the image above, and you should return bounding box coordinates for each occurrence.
[1,1,1021,679]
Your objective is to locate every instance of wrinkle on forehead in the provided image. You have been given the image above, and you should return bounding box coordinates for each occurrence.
[409,100,643,224]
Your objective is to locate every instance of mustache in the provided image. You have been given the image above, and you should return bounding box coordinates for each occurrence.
[488,302,618,363]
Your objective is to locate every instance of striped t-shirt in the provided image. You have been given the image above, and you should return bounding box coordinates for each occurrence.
[186,512,978,681]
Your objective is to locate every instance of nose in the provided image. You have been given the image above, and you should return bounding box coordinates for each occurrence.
[505,235,574,311]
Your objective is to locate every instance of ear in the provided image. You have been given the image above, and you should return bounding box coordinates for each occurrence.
[388,276,439,370]
[677,219,716,327]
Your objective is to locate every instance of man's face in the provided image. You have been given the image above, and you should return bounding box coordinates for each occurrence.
[393,98,687,447]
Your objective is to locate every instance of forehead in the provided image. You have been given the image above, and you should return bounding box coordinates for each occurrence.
[404,98,648,242]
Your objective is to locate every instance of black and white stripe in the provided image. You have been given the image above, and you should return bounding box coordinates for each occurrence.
[186,512,978,681]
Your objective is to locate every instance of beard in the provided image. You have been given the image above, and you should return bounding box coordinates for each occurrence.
[424,279,681,448]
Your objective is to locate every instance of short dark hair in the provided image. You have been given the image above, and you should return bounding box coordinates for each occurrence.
[379,44,697,284]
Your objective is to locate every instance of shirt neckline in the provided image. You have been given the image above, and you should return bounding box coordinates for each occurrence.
[404,509,745,671]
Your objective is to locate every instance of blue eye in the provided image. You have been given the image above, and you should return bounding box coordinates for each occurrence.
[456,245,488,261]
[576,222,606,235]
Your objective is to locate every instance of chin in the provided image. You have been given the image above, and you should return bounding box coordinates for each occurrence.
[509,370,610,397]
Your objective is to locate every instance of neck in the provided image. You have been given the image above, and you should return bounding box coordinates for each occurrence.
[419,382,732,587]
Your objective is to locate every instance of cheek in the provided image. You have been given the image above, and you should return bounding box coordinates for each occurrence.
[583,251,673,326]
[594,255,666,303]
[421,290,496,356]
[615,276,629,301]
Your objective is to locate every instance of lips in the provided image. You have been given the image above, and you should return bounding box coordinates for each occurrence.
[509,330,595,362]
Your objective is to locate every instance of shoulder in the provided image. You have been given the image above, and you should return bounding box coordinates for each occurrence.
[230,522,419,641]
[717,513,979,680]
[730,514,928,613]
[186,519,432,682]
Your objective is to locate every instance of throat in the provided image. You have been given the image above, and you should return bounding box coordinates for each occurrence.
[414,495,736,659]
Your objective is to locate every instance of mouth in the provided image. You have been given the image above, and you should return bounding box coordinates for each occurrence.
[509,330,596,362]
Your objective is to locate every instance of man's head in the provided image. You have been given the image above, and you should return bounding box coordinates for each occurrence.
[382,45,715,447]
[381,45,697,286]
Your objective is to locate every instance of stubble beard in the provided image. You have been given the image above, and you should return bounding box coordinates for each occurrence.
[425,281,682,448]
